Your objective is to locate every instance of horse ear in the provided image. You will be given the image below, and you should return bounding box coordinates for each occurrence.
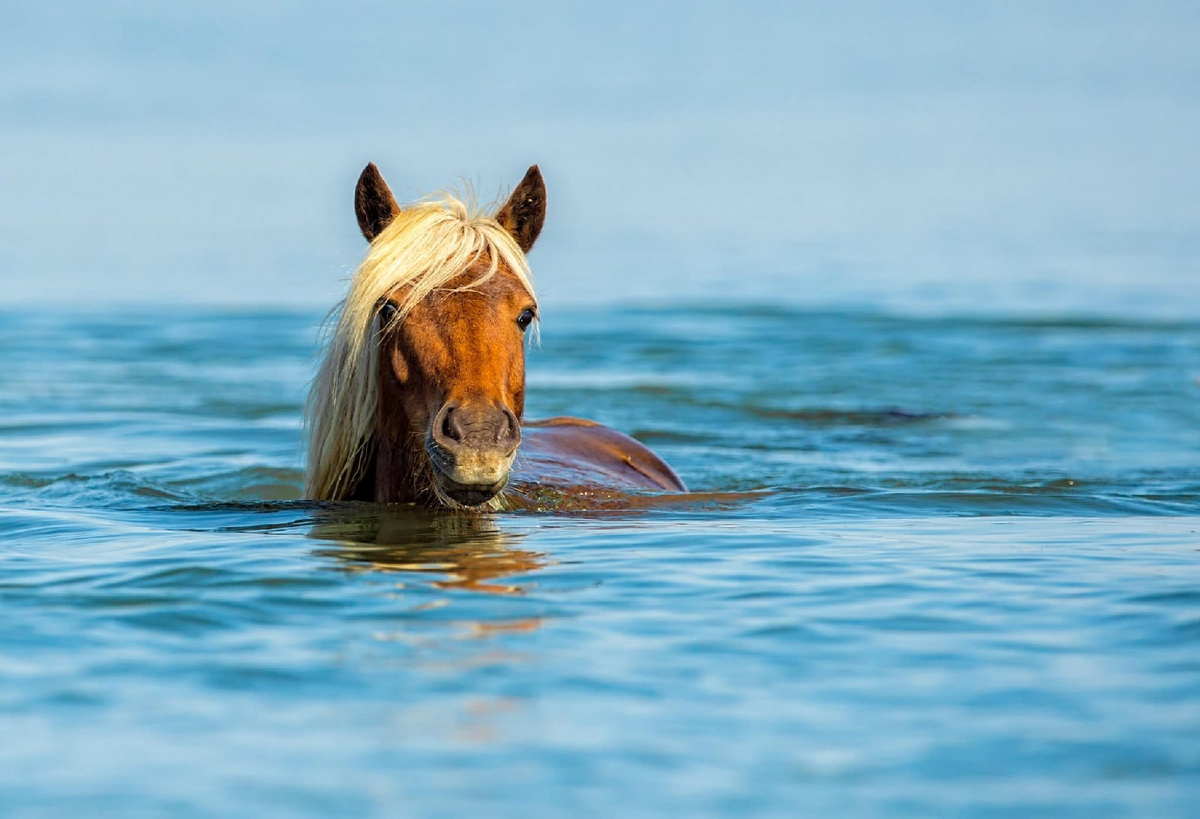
[495,165,546,253]
[355,163,401,242]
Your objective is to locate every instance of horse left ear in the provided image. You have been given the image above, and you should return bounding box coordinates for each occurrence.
[495,165,546,253]
[355,162,401,242]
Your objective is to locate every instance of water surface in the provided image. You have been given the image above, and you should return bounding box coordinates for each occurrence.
[1,306,1198,817]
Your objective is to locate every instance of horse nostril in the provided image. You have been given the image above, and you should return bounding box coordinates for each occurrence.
[502,409,521,446]
[439,405,462,443]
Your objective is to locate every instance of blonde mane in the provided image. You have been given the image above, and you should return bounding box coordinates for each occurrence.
[304,193,536,500]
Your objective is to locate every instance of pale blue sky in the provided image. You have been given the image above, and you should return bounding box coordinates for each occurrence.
[2,1,1198,315]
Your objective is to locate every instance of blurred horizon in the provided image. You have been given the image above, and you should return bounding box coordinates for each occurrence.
[2,1,1198,316]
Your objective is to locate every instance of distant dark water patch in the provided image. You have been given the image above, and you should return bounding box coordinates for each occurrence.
[742,406,950,426]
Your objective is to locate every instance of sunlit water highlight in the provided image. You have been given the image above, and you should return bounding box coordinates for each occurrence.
[1,306,1198,817]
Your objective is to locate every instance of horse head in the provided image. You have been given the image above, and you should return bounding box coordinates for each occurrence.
[348,163,545,507]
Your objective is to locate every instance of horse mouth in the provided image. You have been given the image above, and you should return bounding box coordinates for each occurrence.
[431,470,509,507]
[425,439,512,507]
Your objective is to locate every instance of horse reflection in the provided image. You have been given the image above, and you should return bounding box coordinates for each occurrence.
[308,506,545,596]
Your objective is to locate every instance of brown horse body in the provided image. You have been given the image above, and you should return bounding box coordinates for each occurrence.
[516,418,684,494]
[307,163,685,509]
[359,416,684,505]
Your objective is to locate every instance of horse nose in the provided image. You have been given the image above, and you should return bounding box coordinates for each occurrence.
[433,403,520,452]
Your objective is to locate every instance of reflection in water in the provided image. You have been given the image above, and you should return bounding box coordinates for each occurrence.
[306,506,547,744]
[307,504,547,597]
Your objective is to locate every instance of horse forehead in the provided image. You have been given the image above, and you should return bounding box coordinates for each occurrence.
[426,269,531,318]
[399,273,528,360]
[451,262,532,299]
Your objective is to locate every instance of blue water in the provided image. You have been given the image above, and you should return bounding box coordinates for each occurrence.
[2,306,1199,817]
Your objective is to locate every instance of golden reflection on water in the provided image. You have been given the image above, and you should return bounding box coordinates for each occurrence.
[309,507,546,743]
[307,505,547,598]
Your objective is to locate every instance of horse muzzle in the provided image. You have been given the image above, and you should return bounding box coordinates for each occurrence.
[426,402,521,507]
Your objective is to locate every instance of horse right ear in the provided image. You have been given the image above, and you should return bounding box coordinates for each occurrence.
[495,165,547,253]
[354,163,401,242]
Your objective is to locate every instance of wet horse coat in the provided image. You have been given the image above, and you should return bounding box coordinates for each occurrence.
[306,163,684,508]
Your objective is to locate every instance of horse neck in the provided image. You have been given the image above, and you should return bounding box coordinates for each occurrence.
[371,416,431,505]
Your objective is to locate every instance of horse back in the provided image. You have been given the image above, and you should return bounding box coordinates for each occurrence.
[515,417,686,493]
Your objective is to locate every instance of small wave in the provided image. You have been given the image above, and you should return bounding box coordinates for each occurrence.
[750,482,1200,517]
[169,466,304,502]
[0,465,304,509]
[0,471,188,507]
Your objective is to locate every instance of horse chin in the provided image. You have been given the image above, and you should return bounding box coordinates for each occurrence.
[430,470,509,509]
[425,439,513,508]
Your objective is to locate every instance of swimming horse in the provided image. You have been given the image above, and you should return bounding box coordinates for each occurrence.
[305,164,685,508]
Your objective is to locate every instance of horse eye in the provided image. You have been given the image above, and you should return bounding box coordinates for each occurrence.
[516,308,536,331]
[378,301,398,324]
